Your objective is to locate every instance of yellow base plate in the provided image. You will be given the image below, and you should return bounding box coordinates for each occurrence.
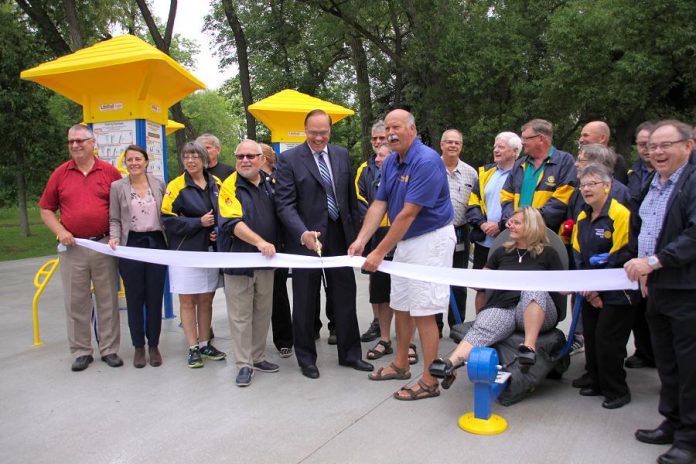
[458,412,508,435]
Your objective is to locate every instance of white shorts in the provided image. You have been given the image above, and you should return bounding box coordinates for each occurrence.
[169,265,221,295]
[390,224,456,317]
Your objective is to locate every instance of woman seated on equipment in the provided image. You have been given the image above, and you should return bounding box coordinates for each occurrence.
[430,206,564,388]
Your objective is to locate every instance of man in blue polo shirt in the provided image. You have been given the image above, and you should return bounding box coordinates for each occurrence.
[349,109,455,401]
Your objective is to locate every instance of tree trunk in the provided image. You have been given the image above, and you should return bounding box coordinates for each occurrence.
[349,34,373,160]
[170,102,193,172]
[221,0,256,139]
[62,0,83,50]
[15,0,72,55]
[15,149,30,237]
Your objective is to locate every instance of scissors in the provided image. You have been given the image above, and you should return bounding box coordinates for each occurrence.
[314,231,328,289]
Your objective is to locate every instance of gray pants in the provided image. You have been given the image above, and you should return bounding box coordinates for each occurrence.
[464,291,557,347]
[224,270,274,369]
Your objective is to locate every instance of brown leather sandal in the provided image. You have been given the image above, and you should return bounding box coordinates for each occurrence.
[393,379,440,401]
[367,340,393,360]
[408,343,418,365]
[368,362,411,381]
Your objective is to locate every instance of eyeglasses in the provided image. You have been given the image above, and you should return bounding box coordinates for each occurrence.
[67,137,93,145]
[371,135,386,141]
[236,153,259,160]
[578,181,605,190]
[636,142,648,149]
[521,134,542,141]
[307,130,330,138]
[183,154,201,160]
[647,139,687,152]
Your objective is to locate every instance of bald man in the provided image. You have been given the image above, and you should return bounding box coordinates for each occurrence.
[578,121,628,184]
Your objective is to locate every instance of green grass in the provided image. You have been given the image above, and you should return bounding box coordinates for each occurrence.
[0,206,58,261]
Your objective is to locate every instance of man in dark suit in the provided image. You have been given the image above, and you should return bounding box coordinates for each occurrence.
[275,109,373,379]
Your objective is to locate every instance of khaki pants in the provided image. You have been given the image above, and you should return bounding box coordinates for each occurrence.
[224,270,274,369]
[59,239,120,358]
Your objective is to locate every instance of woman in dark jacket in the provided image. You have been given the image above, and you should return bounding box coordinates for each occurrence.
[109,145,167,368]
[572,163,639,409]
[161,141,225,368]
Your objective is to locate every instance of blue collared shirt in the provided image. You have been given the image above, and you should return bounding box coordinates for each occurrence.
[376,138,453,240]
[638,165,686,257]
[480,165,512,247]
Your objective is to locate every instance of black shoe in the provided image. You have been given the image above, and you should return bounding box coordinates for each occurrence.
[187,346,203,369]
[301,364,320,379]
[339,359,374,372]
[71,355,93,372]
[602,393,631,409]
[328,330,337,345]
[200,343,226,361]
[253,360,279,373]
[658,446,696,464]
[101,353,124,368]
[636,426,674,445]
[360,319,380,342]
[572,373,593,388]
[579,386,602,396]
[236,366,254,387]
[517,345,536,366]
[278,347,293,358]
[625,354,655,369]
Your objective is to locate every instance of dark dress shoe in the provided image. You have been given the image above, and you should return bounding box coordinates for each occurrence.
[635,426,674,445]
[301,365,320,379]
[71,355,94,372]
[625,354,655,369]
[579,386,602,396]
[133,347,146,368]
[328,330,337,345]
[148,346,162,367]
[602,393,631,409]
[101,353,124,367]
[572,373,593,388]
[658,446,696,464]
[339,359,374,372]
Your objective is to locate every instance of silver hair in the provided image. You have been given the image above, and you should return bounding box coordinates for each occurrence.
[235,139,263,155]
[181,141,210,168]
[580,143,616,171]
[196,133,221,149]
[441,128,463,142]
[495,131,522,156]
[371,120,385,133]
[579,163,612,183]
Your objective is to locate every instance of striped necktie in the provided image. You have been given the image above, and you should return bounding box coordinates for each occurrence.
[317,152,339,221]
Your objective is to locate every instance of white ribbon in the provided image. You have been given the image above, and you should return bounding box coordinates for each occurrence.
[76,238,638,292]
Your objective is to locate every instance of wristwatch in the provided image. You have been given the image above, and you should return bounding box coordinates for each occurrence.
[647,255,660,269]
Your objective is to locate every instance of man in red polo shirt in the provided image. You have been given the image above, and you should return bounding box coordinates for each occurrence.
[39,124,123,371]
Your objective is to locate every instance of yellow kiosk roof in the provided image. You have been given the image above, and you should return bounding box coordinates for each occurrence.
[20,35,205,125]
[248,89,354,143]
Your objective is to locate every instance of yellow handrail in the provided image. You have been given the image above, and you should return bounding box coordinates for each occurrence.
[116,150,128,174]
[32,258,59,346]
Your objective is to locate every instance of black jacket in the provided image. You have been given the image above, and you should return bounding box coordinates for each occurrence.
[631,160,696,289]
[161,171,221,252]
[218,172,277,276]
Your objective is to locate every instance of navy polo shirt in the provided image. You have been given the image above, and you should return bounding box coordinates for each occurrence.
[376,138,453,240]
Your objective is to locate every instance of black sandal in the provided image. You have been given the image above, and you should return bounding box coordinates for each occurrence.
[366,340,393,360]
[517,344,537,369]
[430,357,461,390]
